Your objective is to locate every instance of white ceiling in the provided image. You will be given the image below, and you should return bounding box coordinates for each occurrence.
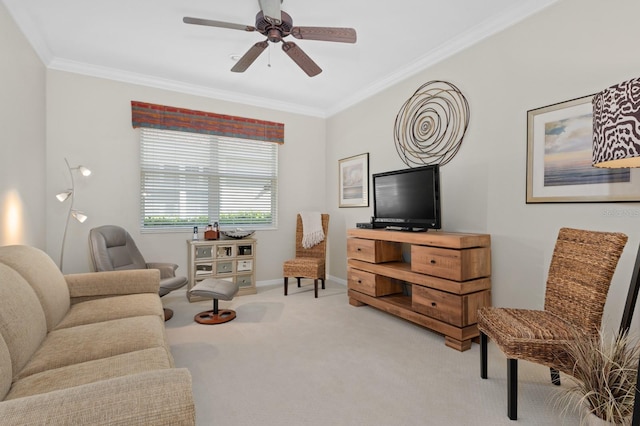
[3,0,557,117]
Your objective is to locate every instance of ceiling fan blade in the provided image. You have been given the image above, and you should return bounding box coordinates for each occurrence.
[183,17,255,32]
[291,26,357,43]
[258,0,282,25]
[282,42,322,77]
[231,41,269,73]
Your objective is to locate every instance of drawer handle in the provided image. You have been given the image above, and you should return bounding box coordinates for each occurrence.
[357,280,362,284]
[430,259,436,264]
[356,248,361,251]
[431,302,437,307]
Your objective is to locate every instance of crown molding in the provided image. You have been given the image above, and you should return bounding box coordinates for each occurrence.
[47,58,327,118]
[325,0,559,117]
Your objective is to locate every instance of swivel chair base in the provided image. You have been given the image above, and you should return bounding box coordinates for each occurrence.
[190,278,240,325]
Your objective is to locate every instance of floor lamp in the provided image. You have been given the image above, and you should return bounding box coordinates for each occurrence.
[56,158,91,272]
[592,76,640,426]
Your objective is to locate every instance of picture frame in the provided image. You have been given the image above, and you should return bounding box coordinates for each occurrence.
[526,95,639,203]
[338,153,369,208]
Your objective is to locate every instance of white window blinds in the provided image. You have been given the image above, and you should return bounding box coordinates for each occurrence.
[140,128,278,230]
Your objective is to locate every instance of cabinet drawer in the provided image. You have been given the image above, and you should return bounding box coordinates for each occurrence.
[195,246,213,260]
[237,244,253,256]
[237,259,253,272]
[412,286,491,327]
[348,268,403,297]
[347,238,402,263]
[237,274,253,288]
[216,261,233,274]
[216,245,234,258]
[411,246,490,281]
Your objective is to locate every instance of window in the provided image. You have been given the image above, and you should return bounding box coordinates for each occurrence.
[140,128,278,231]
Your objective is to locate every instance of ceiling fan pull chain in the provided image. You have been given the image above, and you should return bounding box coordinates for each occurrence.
[268,43,271,68]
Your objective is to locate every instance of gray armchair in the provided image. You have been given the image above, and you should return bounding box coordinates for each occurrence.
[89,225,187,320]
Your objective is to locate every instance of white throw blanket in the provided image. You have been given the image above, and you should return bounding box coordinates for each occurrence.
[300,211,324,249]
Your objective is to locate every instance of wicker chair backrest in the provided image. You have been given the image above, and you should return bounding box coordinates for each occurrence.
[544,227,627,334]
[294,214,329,259]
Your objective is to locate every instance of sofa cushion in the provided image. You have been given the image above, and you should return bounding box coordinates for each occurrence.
[0,246,70,332]
[55,293,164,329]
[0,333,11,401]
[16,315,168,380]
[0,263,47,379]
[6,347,172,400]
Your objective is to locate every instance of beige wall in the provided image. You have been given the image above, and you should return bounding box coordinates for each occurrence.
[326,0,640,332]
[45,71,326,279]
[0,2,46,248]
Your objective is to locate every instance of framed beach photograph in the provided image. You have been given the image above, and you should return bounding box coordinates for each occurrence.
[338,153,369,207]
[526,95,640,203]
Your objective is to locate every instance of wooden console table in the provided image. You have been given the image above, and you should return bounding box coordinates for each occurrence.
[347,229,491,351]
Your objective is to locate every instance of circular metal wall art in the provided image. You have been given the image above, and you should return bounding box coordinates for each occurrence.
[394,80,470,167]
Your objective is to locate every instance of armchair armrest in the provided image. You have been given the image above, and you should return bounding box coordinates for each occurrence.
[0,369,195,426]
[65,269,160,300]
[146,262,179,279]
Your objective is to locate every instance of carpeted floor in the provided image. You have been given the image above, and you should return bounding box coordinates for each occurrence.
[163,280,581,425]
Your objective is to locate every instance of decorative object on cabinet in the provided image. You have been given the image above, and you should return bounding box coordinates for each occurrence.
[477,228,627,421]
[88,225,188,321]
[394,80,469,167]
[187,238,257,301]
[221,228,255,239]
[56,158,91,272]
[283,214,330,298]
[526,93,639,203]
[338,153,369,207]
[189,278,240,324]
[347,228,491,351]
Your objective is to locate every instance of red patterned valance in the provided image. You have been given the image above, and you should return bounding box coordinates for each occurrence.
[131,101,284,144]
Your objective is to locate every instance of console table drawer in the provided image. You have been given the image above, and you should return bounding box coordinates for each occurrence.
[411,246,490,281]
[412,286,491,327]
[348,268,403,297]
[347,238,402,264]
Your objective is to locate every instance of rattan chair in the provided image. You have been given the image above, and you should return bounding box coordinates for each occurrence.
[477,227,627,420]
[283,213,329,298]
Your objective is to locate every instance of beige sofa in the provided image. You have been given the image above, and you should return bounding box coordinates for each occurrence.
[0,245,195,425]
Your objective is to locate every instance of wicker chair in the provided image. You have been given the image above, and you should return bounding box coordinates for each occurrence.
[283,213,329,298]
[478,227,627,420]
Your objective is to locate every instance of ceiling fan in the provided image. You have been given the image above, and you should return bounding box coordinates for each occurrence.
[183,0,357,77]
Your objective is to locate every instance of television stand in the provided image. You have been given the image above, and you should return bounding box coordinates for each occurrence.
[347,228,491,351]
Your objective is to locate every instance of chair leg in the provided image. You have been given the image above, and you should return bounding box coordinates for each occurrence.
[550,368,561,386]
[508,358,518,420]
[284,277,288,296]
[480,332,488,379]
[321,278,325,289]
[297,277,301,288]
[314,279,318,298]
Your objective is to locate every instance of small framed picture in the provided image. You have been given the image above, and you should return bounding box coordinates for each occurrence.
[526,95,639,203]
[338,153,369,208]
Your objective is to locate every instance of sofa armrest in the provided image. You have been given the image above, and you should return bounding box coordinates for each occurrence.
[146,262,179,279]
[65,269,161,300]
[0,369,195,426]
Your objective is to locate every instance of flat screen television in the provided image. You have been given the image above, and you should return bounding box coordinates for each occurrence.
[372,164,441,231]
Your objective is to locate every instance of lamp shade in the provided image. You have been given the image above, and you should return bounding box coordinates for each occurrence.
[56,190,72,202]
[78,166,92,177]
[592,77,640,168]
[71,210,88,223]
